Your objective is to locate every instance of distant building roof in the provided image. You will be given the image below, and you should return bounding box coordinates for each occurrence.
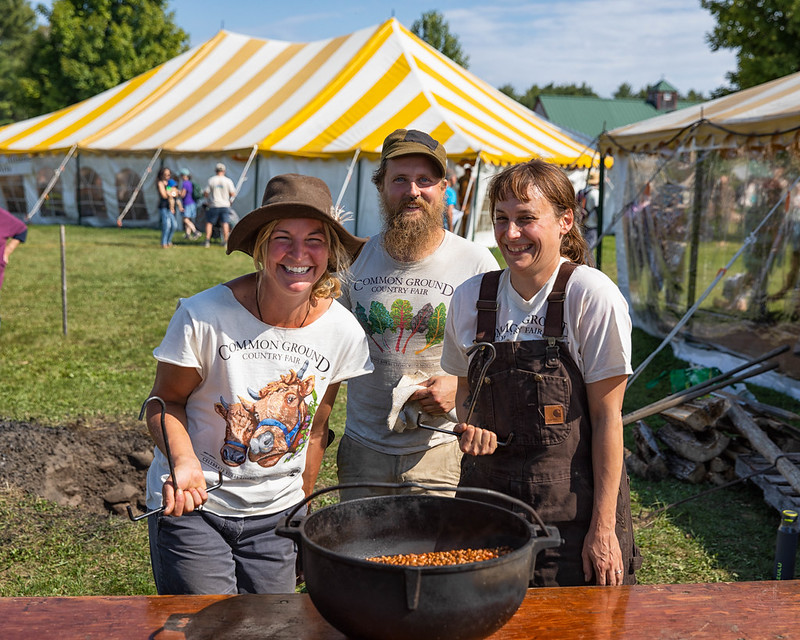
[649,79,678,93]
[534,96,660,141]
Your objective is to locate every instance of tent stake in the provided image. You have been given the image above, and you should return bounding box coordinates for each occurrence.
[26,145,77,222]
[116,148,162,226]
[60,224,68,336]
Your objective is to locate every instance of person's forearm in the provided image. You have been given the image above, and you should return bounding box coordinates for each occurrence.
[590,415,623,530]
[586,376,628,531]
[4,238,20,262]
[146,400,196,466]
[302,427,327,496]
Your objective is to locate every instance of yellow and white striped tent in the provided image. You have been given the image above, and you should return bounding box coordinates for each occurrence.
[599,70,800,155]
[0,18,594,236]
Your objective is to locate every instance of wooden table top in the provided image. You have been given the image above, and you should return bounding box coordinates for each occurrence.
[2,581,799,639]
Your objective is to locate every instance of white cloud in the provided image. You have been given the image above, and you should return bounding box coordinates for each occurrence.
[445,0,737,97]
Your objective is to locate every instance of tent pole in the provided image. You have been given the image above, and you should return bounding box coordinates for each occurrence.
[355,159,362,236]
[116,147,162,226]
[686,151,706,310]
[253,153,260,210]
[629,173,800,387]
[463,156,482,241]
[26,144,77,222]
[76,152,82,224]
[231,145,258,204]
[597,155,606,269]
[336,149,361,210]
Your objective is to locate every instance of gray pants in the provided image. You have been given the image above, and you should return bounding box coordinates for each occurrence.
[148,504,304,594]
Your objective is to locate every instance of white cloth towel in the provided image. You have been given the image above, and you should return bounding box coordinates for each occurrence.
[387,371,458,432]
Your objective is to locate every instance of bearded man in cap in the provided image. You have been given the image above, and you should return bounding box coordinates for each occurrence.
[337,129,499,500]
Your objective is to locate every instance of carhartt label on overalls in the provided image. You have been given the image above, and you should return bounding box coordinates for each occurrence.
[544,404,565,424]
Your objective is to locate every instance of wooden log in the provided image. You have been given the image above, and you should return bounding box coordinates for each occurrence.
[632,421,669,480]
[656,422,730,463]
[724,397,800,497]
[624,448,650,479]
[735,394,800,423]
[660,396,729,432]
[664,451,707,483]
[633,421,661,461]
[708,456,731,474]
[622,361,778,426]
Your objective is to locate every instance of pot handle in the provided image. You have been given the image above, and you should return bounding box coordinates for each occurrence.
[279,482,553,538]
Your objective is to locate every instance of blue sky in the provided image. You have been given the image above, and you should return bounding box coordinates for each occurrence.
[40,1,739,99]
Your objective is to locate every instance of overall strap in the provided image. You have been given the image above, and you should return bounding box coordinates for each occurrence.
[475,270,502,342]
[543,261,578,368]
[543,261,578,338]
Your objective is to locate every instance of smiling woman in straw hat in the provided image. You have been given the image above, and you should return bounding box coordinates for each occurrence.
[144,173,373,596]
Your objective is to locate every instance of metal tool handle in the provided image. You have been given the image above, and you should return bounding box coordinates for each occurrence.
[127,395,223,522]
[415,413,513,447]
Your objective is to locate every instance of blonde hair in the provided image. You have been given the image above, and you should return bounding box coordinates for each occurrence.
[488,159,589,265]
[251,218,351,301]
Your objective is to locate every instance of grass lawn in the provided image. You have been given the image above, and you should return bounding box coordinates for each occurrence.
[0,225,798,595]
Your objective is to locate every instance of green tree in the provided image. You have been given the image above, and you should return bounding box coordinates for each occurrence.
[614,83,648,100]
[0,0,38,125]
[19,0,189,116]
[411,10,469,69]
[701,0,800,91]
[613,82,634,99]
[497,83,521,102]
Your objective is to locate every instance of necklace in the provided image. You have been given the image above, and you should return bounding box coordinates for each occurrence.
[255,280,311,327]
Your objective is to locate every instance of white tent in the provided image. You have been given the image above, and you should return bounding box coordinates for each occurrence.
[597,71,800,397]
[0,19,595,239]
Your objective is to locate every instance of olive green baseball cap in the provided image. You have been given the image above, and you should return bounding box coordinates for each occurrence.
[380,129,447,179]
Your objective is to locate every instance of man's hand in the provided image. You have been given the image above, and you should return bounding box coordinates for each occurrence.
[409,375,457,416]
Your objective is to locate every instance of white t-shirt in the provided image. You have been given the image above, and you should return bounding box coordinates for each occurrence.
[584,186,600,229]
[207,174,236,208]
[340,231,499,454]
[146,284,373,517]
[441,259,632,384]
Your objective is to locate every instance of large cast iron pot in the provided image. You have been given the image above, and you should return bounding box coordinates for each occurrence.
[276,482,561,640]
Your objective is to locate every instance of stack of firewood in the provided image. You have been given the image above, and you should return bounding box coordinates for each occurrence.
[622,344,800,496]
[624,393,800,486]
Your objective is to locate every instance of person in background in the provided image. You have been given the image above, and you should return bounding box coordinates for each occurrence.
[178,169,202,240]
[336,129,499,501]
[0,206,27,330]
[156,167,178,248]
[441,159,640,587]
[580,169,600,254]
[204,163,236,248]
[444,169,463,234]
[144,173,372,595]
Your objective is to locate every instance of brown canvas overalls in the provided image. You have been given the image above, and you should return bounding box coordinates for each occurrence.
[458,263,641,587]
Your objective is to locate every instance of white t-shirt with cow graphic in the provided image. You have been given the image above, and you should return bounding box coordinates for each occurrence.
[146,284,373,517]
[339,231,499,455]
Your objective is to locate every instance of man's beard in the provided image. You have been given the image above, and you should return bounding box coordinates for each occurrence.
[380,194,444,260]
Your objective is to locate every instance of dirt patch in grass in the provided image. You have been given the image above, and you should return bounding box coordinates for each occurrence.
[0,420,154,516]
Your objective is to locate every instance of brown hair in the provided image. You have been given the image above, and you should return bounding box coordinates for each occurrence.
[488,159,589,265]
[252,219,350,301]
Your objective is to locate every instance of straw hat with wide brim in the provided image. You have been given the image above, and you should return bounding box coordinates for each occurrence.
[226,173,365,269]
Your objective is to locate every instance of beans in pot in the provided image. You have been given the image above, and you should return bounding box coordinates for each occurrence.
[366,546,513,566]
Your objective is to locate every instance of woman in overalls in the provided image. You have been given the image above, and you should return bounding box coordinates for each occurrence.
[441,160,640,587]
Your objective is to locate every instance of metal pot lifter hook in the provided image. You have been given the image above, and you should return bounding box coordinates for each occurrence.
[127,395,223,522]
[416,342,513,447]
